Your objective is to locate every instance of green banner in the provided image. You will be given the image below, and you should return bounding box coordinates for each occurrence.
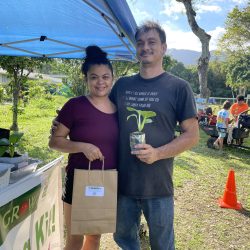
[0,185,41,246]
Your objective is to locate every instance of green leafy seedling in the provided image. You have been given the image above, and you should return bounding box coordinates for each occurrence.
[127,107,156,132]
[0,131,24,157]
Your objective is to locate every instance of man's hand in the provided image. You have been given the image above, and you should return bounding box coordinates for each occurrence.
[131,144,159,164]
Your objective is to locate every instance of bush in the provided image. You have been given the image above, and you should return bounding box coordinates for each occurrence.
[0,86,4,103]
[29,85,46,99]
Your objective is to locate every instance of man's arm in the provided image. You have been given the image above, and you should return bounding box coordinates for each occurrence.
[133,117,199,164]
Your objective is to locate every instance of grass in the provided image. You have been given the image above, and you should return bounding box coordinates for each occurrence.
[1,97,249,250]
[0,96,67,165]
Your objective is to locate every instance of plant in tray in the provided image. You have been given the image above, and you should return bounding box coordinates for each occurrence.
[0,129,28,166]
[0,130,24,157]
[126,107,156,150]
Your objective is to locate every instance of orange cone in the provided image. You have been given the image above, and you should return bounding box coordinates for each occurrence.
[218,169,242,210]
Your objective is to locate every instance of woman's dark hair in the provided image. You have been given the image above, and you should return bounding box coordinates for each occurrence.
[222,100,231,110]
[81,45,113,77]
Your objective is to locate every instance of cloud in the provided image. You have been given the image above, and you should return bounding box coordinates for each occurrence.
[196,4,222,14]
[162,24,202,51]
[231,0,248,4]
[160,1,185,20]
[162,24,226,51]
[160,1,222,17]
[208,26,226,50]
[129,7,153,24]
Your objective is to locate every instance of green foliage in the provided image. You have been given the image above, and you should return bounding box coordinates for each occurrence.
[0,95,67,163]
[53,59,87,96]
[207,61,231,97]
[218,4,250,54]
[28,85,46,99]
[224,52,250,92]
[185,66,199,94]
[0,56,48,130]
[27,79,62,97]
[126,107,156,132]
[163,55,175,71]
[0,86,4,103]
[217,3,249,94]
[163,56,200,94]
[112,61,139,81]
[0,131,23,157]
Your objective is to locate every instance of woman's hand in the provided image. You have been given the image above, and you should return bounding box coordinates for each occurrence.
[82,143,104,162]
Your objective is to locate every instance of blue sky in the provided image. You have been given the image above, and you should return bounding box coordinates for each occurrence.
[127,0,248,51]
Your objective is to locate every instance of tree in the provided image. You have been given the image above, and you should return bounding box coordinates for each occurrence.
[207,61,231,97]
[59,59,86,97]
[217,4,250,94]
[217,4,250,55]
[224,52,250,95]
[112,61,139,81]
[0,56,46,131]
[176,0,211,98]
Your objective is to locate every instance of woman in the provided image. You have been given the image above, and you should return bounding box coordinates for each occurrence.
[49,46,118,250]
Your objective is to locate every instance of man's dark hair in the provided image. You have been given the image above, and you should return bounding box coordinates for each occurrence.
[236,95,245,102]
[135,21,166,44]
[223,100,231,110]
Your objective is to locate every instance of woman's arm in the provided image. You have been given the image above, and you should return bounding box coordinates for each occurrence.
[48,122,104,161]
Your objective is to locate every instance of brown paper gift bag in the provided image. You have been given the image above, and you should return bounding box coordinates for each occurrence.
[71,160,117,235]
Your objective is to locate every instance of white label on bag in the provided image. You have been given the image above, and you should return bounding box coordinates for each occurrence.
[85,186,105,197]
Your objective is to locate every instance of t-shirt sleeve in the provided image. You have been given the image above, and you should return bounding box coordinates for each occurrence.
[57,98,75,129]
[176,82,197,123]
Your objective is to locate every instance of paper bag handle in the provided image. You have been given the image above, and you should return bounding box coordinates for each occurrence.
[88,160,104,171]
[88,159,105,185]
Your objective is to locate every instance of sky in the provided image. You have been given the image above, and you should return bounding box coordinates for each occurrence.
[127,0,248,52]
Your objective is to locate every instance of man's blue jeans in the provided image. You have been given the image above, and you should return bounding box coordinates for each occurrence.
[113,194,175,250]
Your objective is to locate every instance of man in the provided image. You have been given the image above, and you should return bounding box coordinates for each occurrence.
[110,21,199,250]
[230,95,249,125]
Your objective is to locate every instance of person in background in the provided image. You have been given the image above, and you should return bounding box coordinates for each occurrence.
[110,21,199,250]
[49,46,118,250]
[214,100,231,150]
[230,95,249,126]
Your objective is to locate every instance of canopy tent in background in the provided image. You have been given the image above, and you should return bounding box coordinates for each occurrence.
[0,0,137,61]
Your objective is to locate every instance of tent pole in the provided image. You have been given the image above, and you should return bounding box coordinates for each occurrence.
[102,15,136,59]
[0,44,43,56]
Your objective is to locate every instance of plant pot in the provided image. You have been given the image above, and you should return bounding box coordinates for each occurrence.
[9,159,41,184]
[0,128,10,140]
[130,131,146,151]
[0,163,12,190]
[0,152,29,168]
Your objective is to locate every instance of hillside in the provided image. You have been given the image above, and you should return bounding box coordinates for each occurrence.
[168,49,225,66]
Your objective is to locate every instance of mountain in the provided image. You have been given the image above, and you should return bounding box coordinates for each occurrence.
[167,49,225,66]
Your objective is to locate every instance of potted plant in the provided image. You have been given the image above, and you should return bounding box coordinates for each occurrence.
[126,107,156,150]
[0,130,28,165]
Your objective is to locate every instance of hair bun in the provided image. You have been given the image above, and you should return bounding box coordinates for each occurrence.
[85,45,107,60]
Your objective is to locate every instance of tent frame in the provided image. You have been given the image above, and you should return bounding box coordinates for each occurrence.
[0,0,137,61]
